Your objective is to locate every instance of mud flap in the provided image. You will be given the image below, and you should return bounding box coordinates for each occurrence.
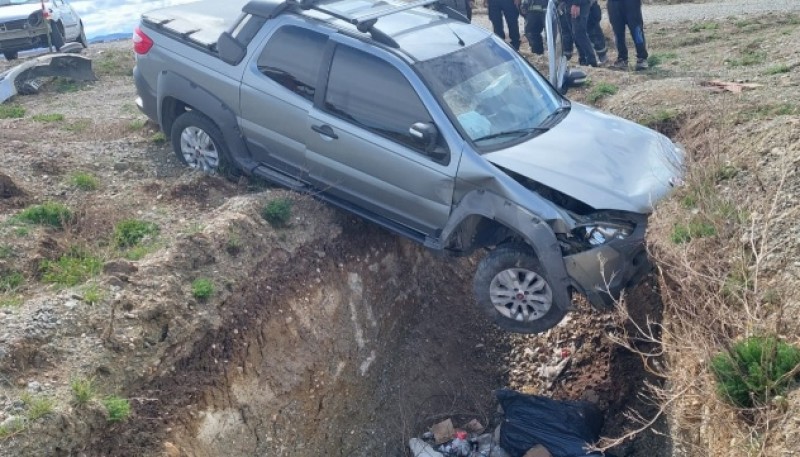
[0,53,96,103]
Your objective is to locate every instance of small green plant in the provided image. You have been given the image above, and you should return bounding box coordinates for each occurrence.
[82,283,104,305]
[0,416,24,438]
[680,193,698,209]
[0,271,24,293]
[0,104,25,119]
[16,202,73,228]
[70,378,95,406]
[151,132,167,144]
[32,113,65,123]
[690,21,718,32]
[128,118,147,131]
[103,396,131,423]
[711,336,800,408]
[14,227,29,237]
[94,49,135,77]
[123,245,156,261]
[53,77,81,93]
[113,219,160,248]
[764,64,791,75]
[648,51,678,68]
[70,172,99,191]
[0,245,13,259]
[23,394,54,421]
[586,82,618,104]
[0,296,23,309]
[727,50,767,67]
[714,164,739,182]
[192,278,214,300]
[671,219,716,244]
[63,119,91,133]
[226,232,242,255]
[262,198,293,228]
[40,248,103,287]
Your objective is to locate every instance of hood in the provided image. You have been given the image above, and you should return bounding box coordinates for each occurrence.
[484,103,684,214]
[0,3,44,21]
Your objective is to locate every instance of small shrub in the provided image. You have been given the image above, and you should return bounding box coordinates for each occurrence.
[14,227,29,237]
[648,51,678,68]
[24,395,54,421]
[0,296,23,309]
[40,248,102,287]
[32,113,65,123]
[262,198,293,228]
[151,132,167,144]
[128,119,147,131]
[711,336,800,408]
[16,202,73,228]
[586,82,618,104]
[0,417,24,438]
[727,50,767,67]
[113,219,160,248]
[226,233,242,255]
[82,283,104,305]
[70,378,95,406]
[764,64,791,75]
[671,219,716,244]
[103,396,131,423]
[192,278,214,300]
[124,245,156,261]
[714,164,739,182]
[53,77,81,93]
[0,271,24,293]
[0,104,25,119]
[690,21,718,32]
[70,172,99,191]
[0,245,13,259]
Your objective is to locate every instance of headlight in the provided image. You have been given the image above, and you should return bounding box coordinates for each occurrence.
[28,11,43,27]
[579,222,634,246]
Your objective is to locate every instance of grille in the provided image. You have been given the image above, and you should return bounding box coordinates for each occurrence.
[0,19,30,31]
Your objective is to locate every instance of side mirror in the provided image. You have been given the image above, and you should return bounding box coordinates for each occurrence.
[409,122,448,161]
[563,68,587,93]
[217,32,246,66]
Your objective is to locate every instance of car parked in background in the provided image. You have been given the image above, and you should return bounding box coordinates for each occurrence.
[0,0,86,60]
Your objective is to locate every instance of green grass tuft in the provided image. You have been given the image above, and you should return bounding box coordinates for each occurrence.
[70,172,99,191]
[82,283,104,305]
[191,278,214,300]
[40,248,102,287]
[151,132,167,144]
[70,378,95,406]
[0,271,24,293]
[113,219,160,248]
[24,394,54,421]
[0,104,25,119]
[764,64,791,75]
[711,336,800,408]
[261,198,293,228]
[32,113,65,123]
[586,82,619,104]
[103,396,131,423]
[671,219,717,244]
[16,202,73,228]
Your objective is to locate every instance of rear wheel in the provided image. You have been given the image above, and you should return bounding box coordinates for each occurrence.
[473,244,569,333]
[170,111,239,177]
[49,21,65,51]
[3,51,18,61]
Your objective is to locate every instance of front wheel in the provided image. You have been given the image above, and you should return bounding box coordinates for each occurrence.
[473,244,569,334]
[170,111,239,177]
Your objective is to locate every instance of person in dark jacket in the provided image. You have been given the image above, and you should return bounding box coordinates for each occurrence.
[521,0,548,54]
[565,0,597,66]
[486,0,521,51]
[586,0,608,65]
[607,0,649,70]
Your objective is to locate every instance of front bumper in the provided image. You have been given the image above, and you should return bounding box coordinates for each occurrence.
[563,217,651,308]
[0,25,48,52]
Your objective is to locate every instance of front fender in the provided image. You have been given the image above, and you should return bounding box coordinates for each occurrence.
[441,190,572,310]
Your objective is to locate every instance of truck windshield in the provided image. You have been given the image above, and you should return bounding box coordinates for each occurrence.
[415,37,562,149]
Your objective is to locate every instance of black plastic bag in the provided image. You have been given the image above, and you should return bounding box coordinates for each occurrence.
[496,389,604,457]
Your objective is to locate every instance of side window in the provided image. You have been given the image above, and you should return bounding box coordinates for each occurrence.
[256,26,327,102]
[324,46,435,153]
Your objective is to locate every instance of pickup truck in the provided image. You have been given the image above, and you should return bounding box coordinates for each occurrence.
[132,0,684,333]
[0,0,87,60]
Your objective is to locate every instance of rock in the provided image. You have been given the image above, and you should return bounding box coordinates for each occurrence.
[164,442,181,457]
[103,260,138,276]
[26,381,42,393]
[523,445,552,457]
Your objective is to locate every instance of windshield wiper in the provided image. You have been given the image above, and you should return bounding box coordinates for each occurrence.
[473,127,549,143]
[538,101,571,128]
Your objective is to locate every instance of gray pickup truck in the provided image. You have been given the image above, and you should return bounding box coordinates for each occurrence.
[133,0,684,333]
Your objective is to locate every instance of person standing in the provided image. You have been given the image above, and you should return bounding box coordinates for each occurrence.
[607,0,649,70]
[521,0,548,55]
[587,0,608,65]
[565,0,597,67]
[487,0,521,51]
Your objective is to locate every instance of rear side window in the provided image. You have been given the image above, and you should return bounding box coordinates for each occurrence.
[324,46,433,152]
[256,26,327,102]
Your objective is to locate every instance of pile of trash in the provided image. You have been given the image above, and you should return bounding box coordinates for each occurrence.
[409,390,607,457]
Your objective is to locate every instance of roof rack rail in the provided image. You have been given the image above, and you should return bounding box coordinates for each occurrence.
[294,0,439,47]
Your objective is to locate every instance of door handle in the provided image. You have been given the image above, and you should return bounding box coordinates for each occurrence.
[311,124,338,140]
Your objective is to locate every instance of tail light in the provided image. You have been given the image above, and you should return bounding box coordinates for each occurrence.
[133,26,154,55]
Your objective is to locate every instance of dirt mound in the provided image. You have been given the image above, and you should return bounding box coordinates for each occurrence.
[0,172,25,200]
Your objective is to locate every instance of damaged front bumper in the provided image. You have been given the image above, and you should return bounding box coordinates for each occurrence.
[563,217,651,308]
[0,53,96,103]
[0,24,49,51]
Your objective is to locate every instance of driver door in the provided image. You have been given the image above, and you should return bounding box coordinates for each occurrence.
[545,0,571,92]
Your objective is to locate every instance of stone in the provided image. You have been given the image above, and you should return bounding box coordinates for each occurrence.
[164,442,181,457]
[103,260,138,276]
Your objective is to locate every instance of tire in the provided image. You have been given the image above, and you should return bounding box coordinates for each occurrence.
[49,21,65,51]
[77,22,88,48]
[3,51,18,61]
[170,111,240,177]
[473,244,569,334]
